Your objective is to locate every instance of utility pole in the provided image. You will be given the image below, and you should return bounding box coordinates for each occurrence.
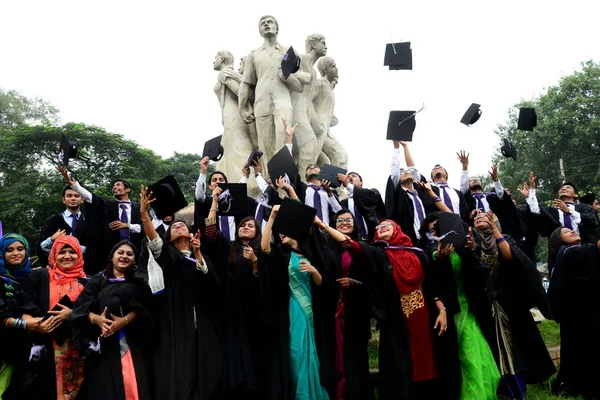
[559,158,566,183]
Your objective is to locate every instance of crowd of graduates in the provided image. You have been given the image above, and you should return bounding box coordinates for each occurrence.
[1,123,600,400]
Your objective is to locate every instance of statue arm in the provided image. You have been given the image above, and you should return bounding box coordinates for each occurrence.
[238,82,254,122]
[222,76,241,97]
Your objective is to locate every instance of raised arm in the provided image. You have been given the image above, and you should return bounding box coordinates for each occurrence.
[195,157,209,201]
[489,164,504,199]
[261,205,279,253]
[415,181,452,213]
[140,186,158,241]
[58,166,93,203]
[457,151,469,194]
[483,211,512,261]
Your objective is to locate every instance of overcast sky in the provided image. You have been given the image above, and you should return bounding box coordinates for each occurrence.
[1,0,598,193]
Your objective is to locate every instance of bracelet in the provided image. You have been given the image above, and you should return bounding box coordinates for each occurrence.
[141,218,149,222]
[439,307,447,312]
[125,316,129,324]
[433,297,441,302]
[496,236,506,244]
[21,319,27,330]
[91,315,96,325]
[252,270,260,277]
[13,318,20,329]
[210,208,218,212]
[262,247,272,255]
[432,196,441,203]
[251,258,258,264]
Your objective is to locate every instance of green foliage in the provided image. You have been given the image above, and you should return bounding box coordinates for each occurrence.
[0,88,60,128]
[494,60,600,204]
[162,152,203,202]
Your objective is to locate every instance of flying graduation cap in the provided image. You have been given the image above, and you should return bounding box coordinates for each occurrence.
[148,175,189,220]
[272,197,317,242]
[247,146,263,167]
[460,103,482,126]
[57,134,77,167]
[202,135,224,162]
[384,42,412,70]
[500,138,517,161]
[318,164,348,188]
[517,107,537,131]
[281,46,301,80]
[431,212,468,249]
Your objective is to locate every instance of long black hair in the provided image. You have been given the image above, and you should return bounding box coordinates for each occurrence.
[330,208,358,240]
[547,227,566,276]
[100,240,138,289]
[228,216,262,276]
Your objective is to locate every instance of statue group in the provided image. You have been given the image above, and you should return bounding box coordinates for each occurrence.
[212,15,348,194]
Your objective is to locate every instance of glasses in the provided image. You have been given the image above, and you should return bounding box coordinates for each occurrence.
[336,218,354,224]
[375,222,393,230]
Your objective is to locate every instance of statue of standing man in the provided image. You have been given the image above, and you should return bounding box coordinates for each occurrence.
[239,15,295,172]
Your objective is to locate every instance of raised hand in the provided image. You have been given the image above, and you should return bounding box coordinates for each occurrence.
[517,181,530,198]
[436,242,454,260]
[139,185,156,214]
[242,245,256,261]
[211,186,223,203]
[552,199,570,214]
[299,260,317,275]
[321,180,333,196]
[250,159,261,175]
[528,171,536,189]
[282,119,298,139]
[241,161,250,178]
[466,227,476,250]
[57,166,74,185]
[275,176,290,191]
[489,164,499,182]
[197,156,209,175]
[51,229,67,242]
[190,230,201,253]
[457,151,470,170]
[337,173,349,188]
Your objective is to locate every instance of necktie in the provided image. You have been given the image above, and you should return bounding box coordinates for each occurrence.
[407,190,425,223]
[220,216,231,240]
[438,183,454,212]
[473,192,485,211]
[70,214,79,237]
[119,204,130,240]
[562,204,574,230]
[256,205,265,225]
[352,197,367,238]
[309,185,323,220]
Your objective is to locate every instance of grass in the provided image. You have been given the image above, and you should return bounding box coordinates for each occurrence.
[367,319,580,398]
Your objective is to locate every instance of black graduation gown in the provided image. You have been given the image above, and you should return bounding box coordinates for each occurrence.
[70,273,153,400]
[321,236,375,400]
[548,243,600,397]
[465,190,524,239]
[148,240,223,400]
[0,274,37,400]
[261,232,332,400]
[469,236,556,384]
[514,204,540,263]
[430,185,470,222]
[544,204,599,244]
[17,268,89,400]
[193,197,257,236]
[202,231,270,399]
[36,212,88,269]
[83,194,144,275]
[354,242,462,400]
[384,177,436,246]
[341,187,386,242]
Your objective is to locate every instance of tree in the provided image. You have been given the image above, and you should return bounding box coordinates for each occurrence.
[493,60,600,204]
[162,152,203,202]
[0,88,60,128]
[0,123,164,248]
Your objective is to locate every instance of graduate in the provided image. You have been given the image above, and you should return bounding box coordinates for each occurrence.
[547,227,600,398]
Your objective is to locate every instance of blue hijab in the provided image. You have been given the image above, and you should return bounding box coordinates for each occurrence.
[0,233,32,281]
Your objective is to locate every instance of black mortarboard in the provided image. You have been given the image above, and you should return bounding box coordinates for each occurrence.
[387,111,416,141]
[247,146,263,167]
[202,135,224,162]
[148,175,188,220]
[281,46,301,80]
[500,138,517,161]
[267,146,298,183]
[318,164,348,188]
[580,193,596,205]
[517,107,537,131]
[272,197,317,242]
[57,134,77,167]
[460,103,482,126]
[43,294,74,345]
[384,42,412,70]
[216,183,248,216]
[433,212,468,249]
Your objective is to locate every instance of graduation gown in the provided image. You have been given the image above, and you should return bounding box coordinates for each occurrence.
[540,204,600,244]
[464,191,524,240]
[70,273,153,400]
[515,204,540,263]
[548,243,600,397]
[18,268,89,400]
[147,240,223,400]
[193,197,258,236]
[202,230,271,399]
[384,177,436,246]
[430,185,470,223]
[470,236,556,384]
[351,242,461,400]
[341,187,386,242]
[36,212,88,270]
[83,194,144,275]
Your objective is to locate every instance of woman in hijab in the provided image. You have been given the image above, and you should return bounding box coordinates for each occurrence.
[318,218,459,400]
[22,235,88,399]
[0,233,38,398]
[546,227,600,398]
[71,240,153,399]
[472,210,555,399]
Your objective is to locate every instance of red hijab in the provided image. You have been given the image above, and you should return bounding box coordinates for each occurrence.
[48,236,86,308]
[374,219,424,294]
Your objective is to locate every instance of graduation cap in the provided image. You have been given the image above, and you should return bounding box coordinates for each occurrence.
[517,107,537,131]
[281,46,301,80]
[202,135,224,162]
[148,175,189,220]
[272,197,317,242]
[318,164,348,188]
[247,146,263,167]
[57,134,77,167]
[217,183,248,216]
[387,111,416,141]
[431,212,468,249]
[384,42,412,70]
[500,138,517,161]
[460,103,482,126]
[267,146,298,183]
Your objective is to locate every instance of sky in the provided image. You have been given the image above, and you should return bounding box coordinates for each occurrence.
[1,0,599,194]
